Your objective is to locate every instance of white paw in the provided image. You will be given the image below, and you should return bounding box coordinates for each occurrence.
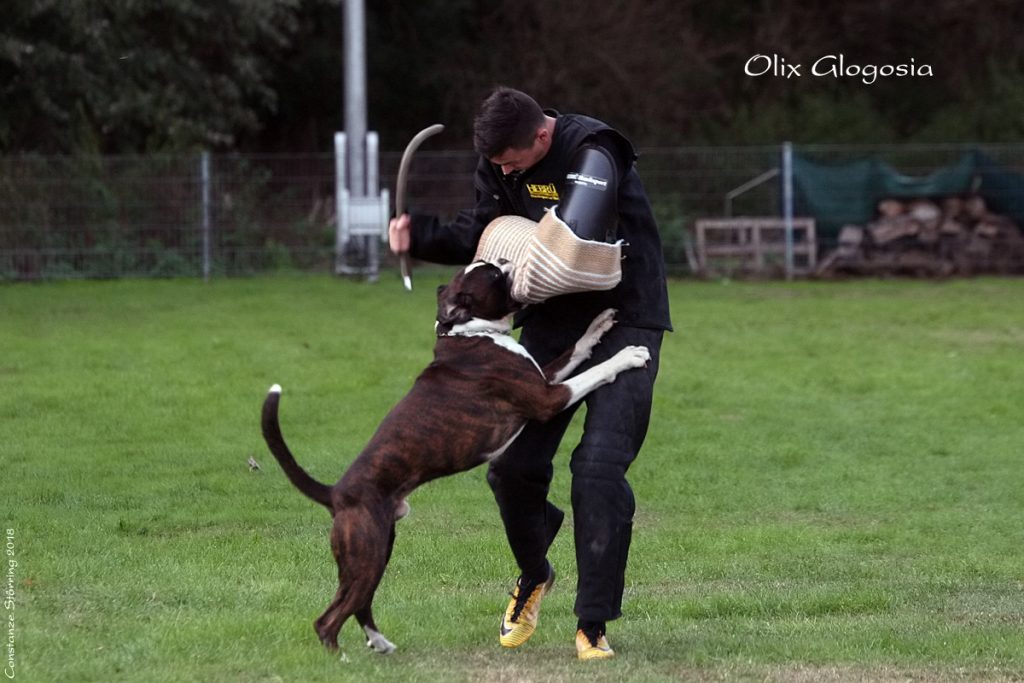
[578,308,617,353]
[366,632,397,654]
[587,308,617,339]
[616,345,650,369]
[395,499,411,520]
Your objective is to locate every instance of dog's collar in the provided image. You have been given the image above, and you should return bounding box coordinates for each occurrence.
[436,317,513,338]
[438,328,512,338]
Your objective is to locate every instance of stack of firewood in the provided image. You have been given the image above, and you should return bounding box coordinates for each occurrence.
[817,195,1024,276]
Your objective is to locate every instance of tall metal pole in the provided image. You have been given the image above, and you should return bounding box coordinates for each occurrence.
[201,151,211,282]
[782,141,794,281]
[337,0,385,281]
[343,0,367,198]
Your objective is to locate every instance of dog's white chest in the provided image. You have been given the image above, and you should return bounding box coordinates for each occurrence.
[482,333,542,374]
[442,319,543,375]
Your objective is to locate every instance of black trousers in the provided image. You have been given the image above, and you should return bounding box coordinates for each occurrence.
[486,321,663,622]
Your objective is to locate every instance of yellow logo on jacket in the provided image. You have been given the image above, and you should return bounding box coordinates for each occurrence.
[526,183,559,200]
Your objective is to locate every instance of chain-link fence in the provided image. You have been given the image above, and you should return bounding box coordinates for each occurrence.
[3,144,1024,281]
[0,154,341,280]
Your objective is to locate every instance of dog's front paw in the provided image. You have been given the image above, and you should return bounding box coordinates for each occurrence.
[615,345,651,369]
[584,308,617,343]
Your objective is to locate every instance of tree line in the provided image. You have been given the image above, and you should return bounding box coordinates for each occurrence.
[4,0,1024,155]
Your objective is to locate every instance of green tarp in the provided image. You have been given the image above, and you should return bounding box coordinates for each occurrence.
[791,150,1024,241]
[974,152,1024,230]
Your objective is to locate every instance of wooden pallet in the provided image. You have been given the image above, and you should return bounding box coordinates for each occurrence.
[694,217,817,277]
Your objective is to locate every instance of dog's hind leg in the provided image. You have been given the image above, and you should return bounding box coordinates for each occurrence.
[314,588,349,650]
[316,581,385,652]
[317,509,395,653]
[314,521,362,650]
[357,606,396,654]
[356,522,398,654]
[316,569,384,651]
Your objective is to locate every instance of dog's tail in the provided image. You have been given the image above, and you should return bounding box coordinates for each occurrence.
[261,384,334,510]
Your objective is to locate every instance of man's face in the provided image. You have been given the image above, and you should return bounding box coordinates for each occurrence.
[489,128,550,176]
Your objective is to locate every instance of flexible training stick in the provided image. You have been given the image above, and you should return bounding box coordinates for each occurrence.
[395,124,445,290]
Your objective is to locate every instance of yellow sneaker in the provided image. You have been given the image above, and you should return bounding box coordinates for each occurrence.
[575,629,615,660]
[499,567,555,648]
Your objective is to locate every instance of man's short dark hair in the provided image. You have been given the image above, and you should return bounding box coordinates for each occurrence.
[473,87,545,158]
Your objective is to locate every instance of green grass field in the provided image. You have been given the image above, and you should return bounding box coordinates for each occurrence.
[3,271,1023,682]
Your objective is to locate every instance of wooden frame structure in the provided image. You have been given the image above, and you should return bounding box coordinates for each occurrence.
[694,217,817,277]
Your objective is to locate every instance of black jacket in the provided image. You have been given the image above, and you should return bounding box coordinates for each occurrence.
[410,112,672,334]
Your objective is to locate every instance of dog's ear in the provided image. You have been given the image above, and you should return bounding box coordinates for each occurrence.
[437,299,472,329]
[436,285,475,334]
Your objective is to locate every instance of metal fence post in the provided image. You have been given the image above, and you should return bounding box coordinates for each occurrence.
[782,141,794,281]
[201,151,211,281]
[334,132,347,275]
